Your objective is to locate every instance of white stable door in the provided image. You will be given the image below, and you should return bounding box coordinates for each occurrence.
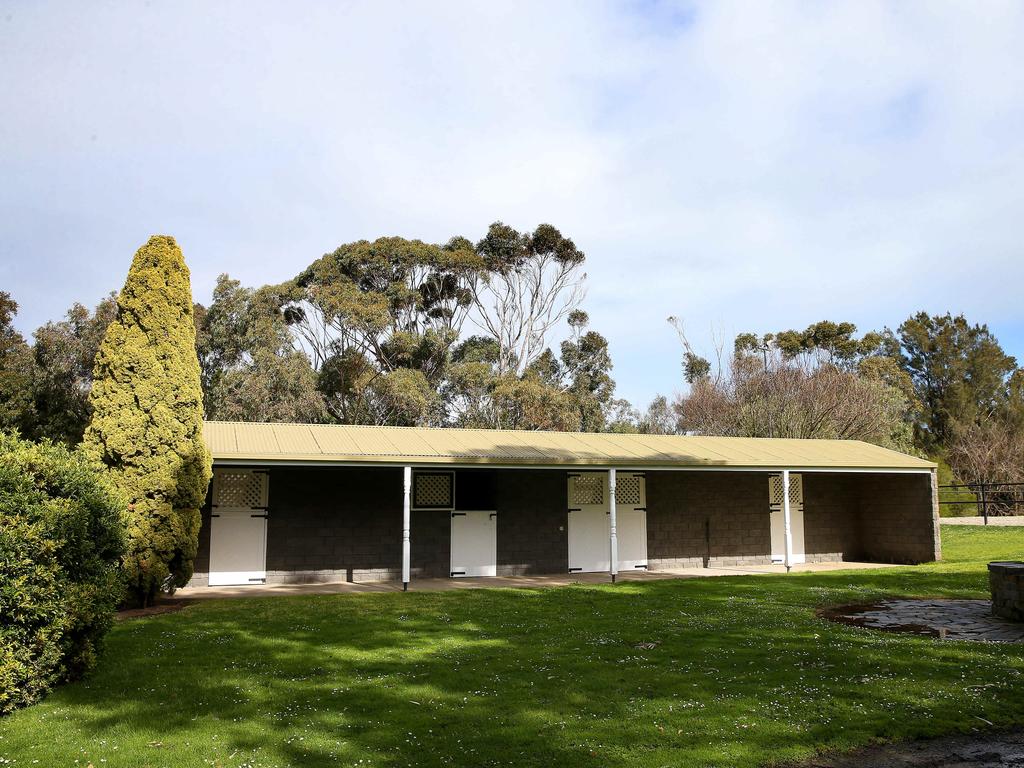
[615,473,648,571]
[450,511,497,577]
[209,469,269,586]
[568,506,611,573]
[769,473,806,564]
[769,508,806,564]
[209,510,268,585]
[567,473,648,573]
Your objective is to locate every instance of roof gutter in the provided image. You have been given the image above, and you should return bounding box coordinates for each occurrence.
[209,457,935,474]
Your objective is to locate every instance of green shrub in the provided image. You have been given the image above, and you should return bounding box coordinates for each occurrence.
[84,235,211,605]
[936,457,979,517]
[0,432,125,715]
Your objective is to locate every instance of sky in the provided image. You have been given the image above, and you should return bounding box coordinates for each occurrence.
[2,1,1023,409]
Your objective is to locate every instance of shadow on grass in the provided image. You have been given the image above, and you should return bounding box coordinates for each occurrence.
[3,552,1023,767]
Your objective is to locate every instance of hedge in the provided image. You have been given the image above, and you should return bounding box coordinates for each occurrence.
[0,432,125,714]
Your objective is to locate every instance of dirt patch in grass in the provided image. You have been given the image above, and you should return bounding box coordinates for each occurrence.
[787,729,1024,767]
[116,600,194,621]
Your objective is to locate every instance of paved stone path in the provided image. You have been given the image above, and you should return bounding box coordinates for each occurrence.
[830,598,1024,642]
[789,729,1024,767]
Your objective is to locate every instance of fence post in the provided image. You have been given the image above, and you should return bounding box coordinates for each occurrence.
[980,481,988,526]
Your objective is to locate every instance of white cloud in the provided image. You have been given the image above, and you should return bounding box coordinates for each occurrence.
[1,0,1022,406]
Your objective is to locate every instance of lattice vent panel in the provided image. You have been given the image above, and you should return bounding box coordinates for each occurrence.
[214,471,267,509]
[571,474,605,506]
[615,474,643,506]
[768,474,803,510]
[414,473,453,508]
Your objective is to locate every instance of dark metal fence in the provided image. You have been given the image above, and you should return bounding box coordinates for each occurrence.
[939,481,1024,524]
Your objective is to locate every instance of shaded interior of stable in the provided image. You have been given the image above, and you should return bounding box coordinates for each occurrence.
[189,466,939,587]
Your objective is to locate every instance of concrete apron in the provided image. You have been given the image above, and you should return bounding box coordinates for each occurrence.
[939,516,1024,526]
[174,560,900,601]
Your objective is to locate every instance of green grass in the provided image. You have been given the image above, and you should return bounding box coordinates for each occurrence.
[2,528,1023,768]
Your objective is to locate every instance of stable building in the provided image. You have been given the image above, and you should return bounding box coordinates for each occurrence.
[189,421,941,589]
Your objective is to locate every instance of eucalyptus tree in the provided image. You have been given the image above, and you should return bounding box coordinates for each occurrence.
[284,236,480,425]
[0,292,35,434]
[30,294,117,444]
[196,275,325,423]
[472,222,586,377]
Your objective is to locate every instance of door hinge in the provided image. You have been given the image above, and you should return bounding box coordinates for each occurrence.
[451,512,466,518]
[450,571,466,576]
[568,508,581,512]
[250,513,268,519]
[568,567,583,572]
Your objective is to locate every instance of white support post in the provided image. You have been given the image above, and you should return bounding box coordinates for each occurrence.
[608,468,618,583]
[402,466,412,591]
[782,469,794,573]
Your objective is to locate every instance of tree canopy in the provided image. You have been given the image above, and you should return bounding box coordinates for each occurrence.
[3,223,1021,494]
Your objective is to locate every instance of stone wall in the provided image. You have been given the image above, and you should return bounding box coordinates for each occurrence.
[989,562,1024,622]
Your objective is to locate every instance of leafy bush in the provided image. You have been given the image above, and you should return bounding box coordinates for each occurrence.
[0,432,124,714]
[936,457,979,517]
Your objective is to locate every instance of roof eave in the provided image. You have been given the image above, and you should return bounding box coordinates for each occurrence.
[209,454,936,473]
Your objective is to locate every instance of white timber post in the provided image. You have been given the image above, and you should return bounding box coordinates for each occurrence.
[782,469,794,573]
[608,468,618,583]
[402,466,412,591]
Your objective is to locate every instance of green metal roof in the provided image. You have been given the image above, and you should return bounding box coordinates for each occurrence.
[203,421,935,472]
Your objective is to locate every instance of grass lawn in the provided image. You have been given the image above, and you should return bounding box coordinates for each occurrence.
[2,527,1023,768]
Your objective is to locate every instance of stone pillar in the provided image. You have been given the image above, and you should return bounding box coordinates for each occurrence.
[989,562,1024,622]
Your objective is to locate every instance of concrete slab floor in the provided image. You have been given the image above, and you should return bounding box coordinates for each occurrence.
[940,516,1024,526]
[174,561,901,601]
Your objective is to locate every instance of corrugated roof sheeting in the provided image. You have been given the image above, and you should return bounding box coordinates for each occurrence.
[202,421,936,471]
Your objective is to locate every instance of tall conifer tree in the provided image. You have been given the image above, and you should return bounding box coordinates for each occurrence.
[84,236,211,604]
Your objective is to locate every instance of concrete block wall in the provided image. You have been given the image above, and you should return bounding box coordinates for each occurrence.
[802,474,861,562]
[646,472,772,568]
[856,471,941,564]
[646,471,885,567]
[188,464,940,588]
[190,466,453,586]
[190,466,567,586]
[495,470,568,575]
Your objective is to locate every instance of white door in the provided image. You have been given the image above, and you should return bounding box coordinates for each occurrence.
[450,511,497,577]
[769,474,806,564]
[209,470,269,586]
[568,507,610,573]
[567,473,649,573]
[568,473,610,572]
[615,473,648,571]
[209,511,268,585]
